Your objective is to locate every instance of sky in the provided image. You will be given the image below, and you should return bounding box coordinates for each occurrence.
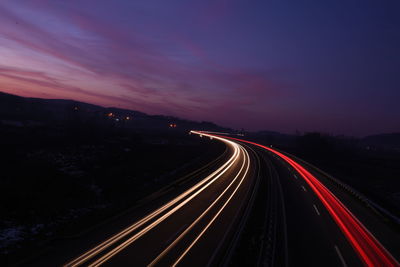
[0,0,399,136]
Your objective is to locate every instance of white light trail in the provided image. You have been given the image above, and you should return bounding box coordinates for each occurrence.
[65,132,243,267]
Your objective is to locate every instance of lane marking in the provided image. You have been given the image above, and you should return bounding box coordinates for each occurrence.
[313,204,321,216]
[301,185,307,192]
[334,245,348,267]
[293,174,298,179]
[204,134,400,267]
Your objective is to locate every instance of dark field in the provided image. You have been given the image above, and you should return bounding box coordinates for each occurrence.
[0,122,224,263]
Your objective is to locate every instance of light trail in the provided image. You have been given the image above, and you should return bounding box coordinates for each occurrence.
[65,134,244,267]
[148,132,251,266]
[172,143,251,266]
[88,136,245,266]
[89,146,247,266]
[208,133,400,267]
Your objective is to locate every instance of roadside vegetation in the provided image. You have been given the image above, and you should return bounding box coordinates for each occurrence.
[0,97,225,263]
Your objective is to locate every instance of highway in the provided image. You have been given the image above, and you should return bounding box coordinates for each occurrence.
[201,131,400,267]
[60,133,258,266]
[51,130,400,266]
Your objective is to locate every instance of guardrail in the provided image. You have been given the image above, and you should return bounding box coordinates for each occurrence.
[278,150,400,226]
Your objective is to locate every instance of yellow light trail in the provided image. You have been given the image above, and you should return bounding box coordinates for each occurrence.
[171,132,251,266]
[65,133,243,267]
[148,144,250,266]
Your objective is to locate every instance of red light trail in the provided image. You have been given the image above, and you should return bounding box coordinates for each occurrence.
[208,134,399,267]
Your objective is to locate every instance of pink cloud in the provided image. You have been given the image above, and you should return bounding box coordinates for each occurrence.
[0,2,293,132]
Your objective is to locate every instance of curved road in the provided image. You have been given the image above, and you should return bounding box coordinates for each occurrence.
[202,131,400,267]
[58,130,399,267]
[63,133,258,266]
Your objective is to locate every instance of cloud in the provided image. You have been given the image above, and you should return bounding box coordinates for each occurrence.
[0,1,295,131]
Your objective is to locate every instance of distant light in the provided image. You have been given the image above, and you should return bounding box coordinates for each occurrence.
[74,106,79,111]
[126,116,130,120]
[115,118,120,122]
[169,123,177,128]
[107,112,114,117]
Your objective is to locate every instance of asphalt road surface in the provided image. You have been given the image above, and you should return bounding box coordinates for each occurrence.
[30,131,399,267]
[61,133,258,267]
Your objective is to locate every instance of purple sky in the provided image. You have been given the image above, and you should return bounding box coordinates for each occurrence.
[1,1,399,136]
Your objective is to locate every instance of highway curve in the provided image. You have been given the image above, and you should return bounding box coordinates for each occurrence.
[61,133,260,266]
[37,130,400,267]
[205,131,400,267]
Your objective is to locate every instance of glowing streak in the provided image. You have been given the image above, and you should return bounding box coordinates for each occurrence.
[65,134,242,267]
[210,134,400,267]
[89,141,244,266]
[149,143,250,266]
[172,145,251,266]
